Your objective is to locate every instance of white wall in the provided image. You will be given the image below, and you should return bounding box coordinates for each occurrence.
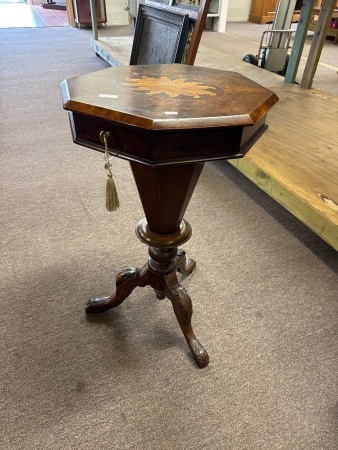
[106,0,129,25]
[104,0,252,29]
[226,0,251,22]
[212,0,251,32]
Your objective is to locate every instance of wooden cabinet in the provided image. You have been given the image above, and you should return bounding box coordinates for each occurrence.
[73,0,107,27]
[249,0,276,24]
[249,0,303,24]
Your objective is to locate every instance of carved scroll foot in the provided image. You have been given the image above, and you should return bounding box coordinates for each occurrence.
[86,264,149,314]
[176,249,196,277]
[164,272,209,368]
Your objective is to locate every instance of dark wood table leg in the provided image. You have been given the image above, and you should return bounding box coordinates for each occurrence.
[176,249,196,276]
[164,270,209,368]
[86,264,150,313]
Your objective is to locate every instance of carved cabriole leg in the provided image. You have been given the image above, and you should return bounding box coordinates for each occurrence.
[141,223,208,367]
[164,271,209,368]
[176,249,196,277]
[86,264,149,313]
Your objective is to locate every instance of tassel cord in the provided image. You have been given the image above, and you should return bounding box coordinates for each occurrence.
[101,131,120,212]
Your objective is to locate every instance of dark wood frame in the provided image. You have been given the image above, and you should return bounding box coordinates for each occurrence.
[144,0,211,65]
[130,4,190,65]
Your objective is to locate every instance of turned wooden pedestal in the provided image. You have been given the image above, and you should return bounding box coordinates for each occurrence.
[61,64,278,367]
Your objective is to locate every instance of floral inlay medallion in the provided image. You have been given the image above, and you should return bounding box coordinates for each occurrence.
[123,76,216,98]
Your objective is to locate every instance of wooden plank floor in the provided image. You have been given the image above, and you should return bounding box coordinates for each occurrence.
[91,37,338,251]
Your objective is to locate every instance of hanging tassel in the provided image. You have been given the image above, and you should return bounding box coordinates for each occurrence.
[101,131,120,212]
[105,162,120,212]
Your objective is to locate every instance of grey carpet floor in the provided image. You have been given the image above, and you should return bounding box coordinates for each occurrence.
[1,27,338,450]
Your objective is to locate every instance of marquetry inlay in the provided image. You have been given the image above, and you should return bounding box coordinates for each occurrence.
[123,76,216,98]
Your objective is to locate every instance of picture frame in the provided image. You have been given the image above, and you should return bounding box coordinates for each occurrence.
[130,4,190,65]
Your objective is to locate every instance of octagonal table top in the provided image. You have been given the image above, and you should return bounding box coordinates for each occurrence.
[61,64,278,131]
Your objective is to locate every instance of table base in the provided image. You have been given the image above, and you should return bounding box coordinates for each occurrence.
[86,220,209,368]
